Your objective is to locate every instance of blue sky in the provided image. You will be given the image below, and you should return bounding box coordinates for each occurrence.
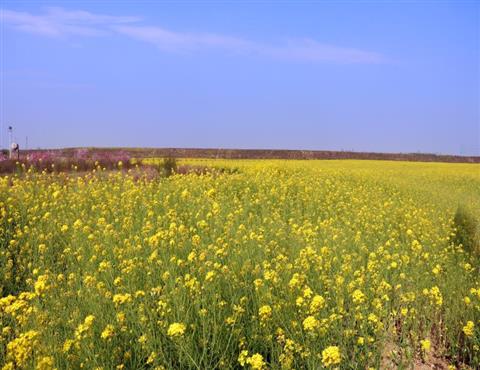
[1,1,478,155]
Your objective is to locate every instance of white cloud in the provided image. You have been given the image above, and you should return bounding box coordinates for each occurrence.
[1,7,387,64]
[1,7,139,37]
[115,25,386,63]
[267,38,386,64]
[113,25,255,54]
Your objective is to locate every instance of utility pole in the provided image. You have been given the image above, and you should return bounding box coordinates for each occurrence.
[8,126,12,159]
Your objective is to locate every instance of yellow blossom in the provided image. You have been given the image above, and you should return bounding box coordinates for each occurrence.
[420,339,431,352]
[463,321,475,337]
[167,322,186,337]
[322,346,341,367]
[302,316,319,332]
[246,353,265,370]
[101,325,115,340]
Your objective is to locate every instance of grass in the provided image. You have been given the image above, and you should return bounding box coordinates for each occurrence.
[454,205,480,260]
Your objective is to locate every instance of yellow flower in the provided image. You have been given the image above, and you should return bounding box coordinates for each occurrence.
[113,293,132,306]
[258,305,272,321]
[167,322,186,337]
[101,325,115,340]
[302,316,319,332]
[192,235,201,246]
[463,321,475,337]
[420,339,431,352]
[138,335,148,344]
[84,315,95,326]
[238,350,249,366]
[246,353,265,370]
[322,346,341,367]
[147,351,157,364]
[288,274,301,289]
[205,271,215,282]
[5,330,39,368]
[352,289,365,305]
[34,274,50,296]
[75,315,95,340]
[296,296,304,307]
[36,356,54,370]
[73,219,83,229]
[63,339,74,353]
[303,287,313,298]
[2,362,15,370]
[310,295,326,313]
[425,286,443,306]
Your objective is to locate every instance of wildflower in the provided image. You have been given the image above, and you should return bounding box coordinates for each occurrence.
[288,274,301,289]
[113,293,132,306]
[192,235,201,246]
[463,321,475,337]
[253,279,263,289]
[322,346,341,367]
[167,322,186,337]
[75,315,95,340]
[303,287,313,298]
[258,305,272,321]
[424,286,443,306]
[238,350,249,366]
[310,295,326,313]
[352,289,365,305]
[205,271,215,282]
[5,331,39,367]
[36,356,54,370]
[420,339,431,352]
[63,339,75,353]
[34,274,50,296]
[116,312,126,324]
[296,296,304,307]
[84,315,95,326]
[138,335,148,345]
[302,316,319,332]
[147,351,157,364]
[246,353,265,370]
[101,325,115,340]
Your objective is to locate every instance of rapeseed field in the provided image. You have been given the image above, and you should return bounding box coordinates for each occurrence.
[0,160,479,369]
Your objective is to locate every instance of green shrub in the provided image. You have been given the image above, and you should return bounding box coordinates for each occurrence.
[161,156,177,177]
[453,205,480,258]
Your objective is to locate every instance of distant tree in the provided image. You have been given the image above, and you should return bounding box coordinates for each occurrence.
[162,156,177,177]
